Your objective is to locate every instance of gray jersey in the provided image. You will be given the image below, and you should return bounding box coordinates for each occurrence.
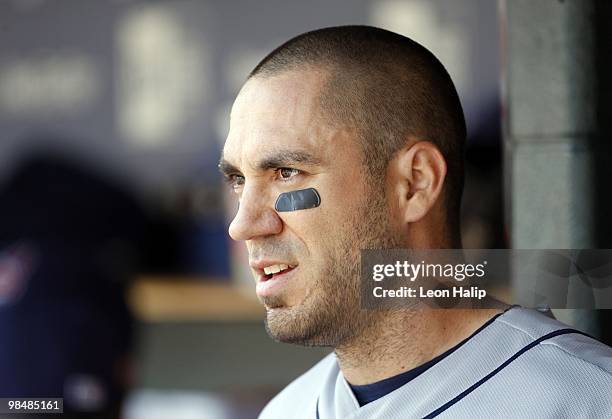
[259,307,612,418]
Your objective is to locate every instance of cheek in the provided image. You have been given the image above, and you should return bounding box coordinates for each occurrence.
[279,182,368,265]
[322,183,368,230]
[283,284,310,307]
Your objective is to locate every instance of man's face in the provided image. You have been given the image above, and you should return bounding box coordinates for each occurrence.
[221,69,397,346]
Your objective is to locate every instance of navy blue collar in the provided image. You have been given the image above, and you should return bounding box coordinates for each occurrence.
[348,308,511,406]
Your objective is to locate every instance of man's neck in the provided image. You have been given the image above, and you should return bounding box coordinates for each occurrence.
[334,308,503,385]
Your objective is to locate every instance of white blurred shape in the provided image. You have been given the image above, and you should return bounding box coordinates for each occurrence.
[115,4,208,147]
[225,48,268,93]
[0,243,35,307]
[216,48,268,144]
[64,374,108,412]
[214,101,232,145]
[123,389,231,419]
[11,0,45,12]
[370,0,468,93]
[0,52,100,116]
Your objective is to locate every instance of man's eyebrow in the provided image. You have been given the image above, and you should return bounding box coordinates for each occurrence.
[218,150,322,176]
[218,158,241,176]
[256,150,322,170]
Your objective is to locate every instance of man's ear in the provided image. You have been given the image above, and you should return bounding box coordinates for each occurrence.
[389,141,447,224]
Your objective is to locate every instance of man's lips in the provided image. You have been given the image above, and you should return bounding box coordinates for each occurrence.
[250,260,297,277]
[255,266,297,297]
[250,260,298,297]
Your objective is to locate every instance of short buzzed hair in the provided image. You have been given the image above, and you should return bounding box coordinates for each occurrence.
[249,25,466,225]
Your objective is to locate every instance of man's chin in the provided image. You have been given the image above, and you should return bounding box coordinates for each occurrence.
[259,294,287,309]
[263,305,309,343]
[262,304,333,347]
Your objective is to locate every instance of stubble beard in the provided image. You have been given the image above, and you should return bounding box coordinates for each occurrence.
[264,181,401,347]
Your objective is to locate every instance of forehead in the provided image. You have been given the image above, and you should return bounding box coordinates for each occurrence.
[223,69,344,168]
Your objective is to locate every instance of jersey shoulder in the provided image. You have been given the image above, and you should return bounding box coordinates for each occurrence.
[498,308,612,383]
[258,352,337,419]
[470,309,612,416]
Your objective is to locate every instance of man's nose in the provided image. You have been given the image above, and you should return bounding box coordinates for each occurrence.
[228,186,283,241]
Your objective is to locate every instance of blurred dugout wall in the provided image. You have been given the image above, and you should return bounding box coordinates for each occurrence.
[8,0,611,417]
[0,2,504,417]
[501,0,612,340]
[0,0,502,277]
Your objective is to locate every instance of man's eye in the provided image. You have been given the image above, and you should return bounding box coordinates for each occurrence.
[226,174,245,189]
[278,168,300,180]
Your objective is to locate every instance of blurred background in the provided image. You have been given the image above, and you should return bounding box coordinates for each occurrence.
[0,0,610,418]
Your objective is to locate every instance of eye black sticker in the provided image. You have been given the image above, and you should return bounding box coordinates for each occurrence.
[274,188,321,212]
